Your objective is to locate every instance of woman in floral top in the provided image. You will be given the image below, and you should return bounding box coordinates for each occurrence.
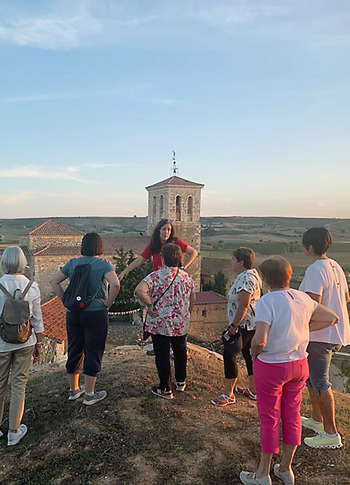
[135,243,196,400]
[212,247,262,407]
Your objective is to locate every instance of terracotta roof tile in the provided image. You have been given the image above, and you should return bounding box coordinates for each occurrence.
[41,297,67,343]
[194,291,227,305]
[25,219,84,236]
[102,235,151,255]
[146,176,204,190]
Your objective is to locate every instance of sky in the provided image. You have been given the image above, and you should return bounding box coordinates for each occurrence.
[0,0,349,219]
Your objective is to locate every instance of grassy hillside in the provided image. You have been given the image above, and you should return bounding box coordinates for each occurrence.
[0,342,349,485]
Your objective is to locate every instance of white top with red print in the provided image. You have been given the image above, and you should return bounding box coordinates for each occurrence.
[143,267,195,337]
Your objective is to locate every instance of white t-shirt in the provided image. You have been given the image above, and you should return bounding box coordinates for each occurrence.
[227,269,262,331]
[0,274,45,352]
[255,289,318,363]
[299,258,350,346]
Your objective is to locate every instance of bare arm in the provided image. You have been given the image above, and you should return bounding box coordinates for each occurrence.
[251,321,270,359]
[118,256,146,281]
[228,290,252,336]
[135,280,157,317]
[183,245,198,270]
[306,291,322,303]
[103,271,120,308]
[50,270,68,300]
[309,303,339,332]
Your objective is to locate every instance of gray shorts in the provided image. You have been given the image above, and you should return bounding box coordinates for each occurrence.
[306,341,342,392]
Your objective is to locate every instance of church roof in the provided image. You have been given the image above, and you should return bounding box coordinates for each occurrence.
[146,176,204,190]
[194,291,227,305]
[24,219,84,237]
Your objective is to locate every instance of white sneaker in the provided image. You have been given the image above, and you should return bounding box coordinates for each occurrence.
[8,424,28,446]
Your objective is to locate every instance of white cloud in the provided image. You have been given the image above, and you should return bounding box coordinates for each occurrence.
[0,0,348,50]
[0,167,95,183]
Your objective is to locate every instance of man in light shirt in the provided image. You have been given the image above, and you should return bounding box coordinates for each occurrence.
[299,227,350,449]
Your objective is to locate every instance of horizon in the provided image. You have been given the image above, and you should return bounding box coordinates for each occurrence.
[1,1,349,218]
[0,214,348,222]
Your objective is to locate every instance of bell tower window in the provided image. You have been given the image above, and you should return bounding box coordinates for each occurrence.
[176,195,182,221]
[187,196,193,221]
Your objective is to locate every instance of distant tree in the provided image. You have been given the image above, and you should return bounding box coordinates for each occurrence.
[213,270,228,295]
[110,248,153,312]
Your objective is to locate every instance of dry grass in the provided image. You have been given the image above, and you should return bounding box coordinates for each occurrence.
[0,343,349,485]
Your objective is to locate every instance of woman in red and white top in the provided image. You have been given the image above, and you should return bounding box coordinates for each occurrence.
[118,219,198,280]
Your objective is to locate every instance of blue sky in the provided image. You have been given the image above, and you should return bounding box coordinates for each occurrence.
[0,0,349,218]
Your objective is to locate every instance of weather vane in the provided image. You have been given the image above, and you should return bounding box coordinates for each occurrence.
[171,150,179,175]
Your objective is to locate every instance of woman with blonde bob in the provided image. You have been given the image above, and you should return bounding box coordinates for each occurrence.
[0,246,44,446]
[240,256,338,485]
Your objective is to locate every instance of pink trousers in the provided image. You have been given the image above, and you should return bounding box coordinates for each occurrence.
[253,357,309,454]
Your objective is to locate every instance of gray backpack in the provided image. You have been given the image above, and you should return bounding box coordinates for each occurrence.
[0,282,33,344]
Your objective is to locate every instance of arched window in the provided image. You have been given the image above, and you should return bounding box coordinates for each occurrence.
[160,195,164,218]
[176,195,181,221]
[153,196,157,217]
[187,196,193,221]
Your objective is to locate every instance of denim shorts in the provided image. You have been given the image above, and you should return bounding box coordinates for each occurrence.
[306,341,342,392]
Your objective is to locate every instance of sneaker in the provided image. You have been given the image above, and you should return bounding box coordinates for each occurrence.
[83,390,107,406]
[304,432,343,449]
[8,424,28,446]
[0,430,3,438]
[176,382,186,392]
[301,416,324,434]
[211,394,236,406]
[151,386,174,400]
[273,464,295,485]
[240,471,272,485]
[235,386,257,401]
[68,386,85,401]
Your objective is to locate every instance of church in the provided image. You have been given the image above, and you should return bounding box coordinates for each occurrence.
[19,169,228,363]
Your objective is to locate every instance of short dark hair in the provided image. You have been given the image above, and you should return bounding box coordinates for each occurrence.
[259,256,292,289]
[162,243,182,267]
[233,247,255,269]
[302,227,332,256]
[81,233,104,257]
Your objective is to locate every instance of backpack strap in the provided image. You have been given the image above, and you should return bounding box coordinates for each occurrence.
[21,281,33,299]
[0,283,13,300]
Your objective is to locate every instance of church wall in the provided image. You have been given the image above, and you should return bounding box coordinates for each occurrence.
[189,303,227,342]
[19,235,82,250]
[34,255,75,301]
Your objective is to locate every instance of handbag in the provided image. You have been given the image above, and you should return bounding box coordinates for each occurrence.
[222,326,242,354]
[143,267,180,341]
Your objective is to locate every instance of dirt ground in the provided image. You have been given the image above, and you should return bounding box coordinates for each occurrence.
[0,327,349,485]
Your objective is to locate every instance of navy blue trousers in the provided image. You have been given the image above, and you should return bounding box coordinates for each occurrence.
[151,333,187,391]
[66,309,108,377]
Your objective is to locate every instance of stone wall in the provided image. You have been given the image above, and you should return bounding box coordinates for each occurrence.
[20,235,82,250]
[189,303,227,342]
[33,337,67,365]
[34,255,75,301]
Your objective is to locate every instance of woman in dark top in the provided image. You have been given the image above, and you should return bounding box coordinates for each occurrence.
[118,219,198,280]
[50,233,120,406]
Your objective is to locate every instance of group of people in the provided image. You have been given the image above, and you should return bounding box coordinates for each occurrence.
[0,221,348,485]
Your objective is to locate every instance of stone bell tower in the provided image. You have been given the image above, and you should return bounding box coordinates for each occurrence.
[145,153,204,289]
